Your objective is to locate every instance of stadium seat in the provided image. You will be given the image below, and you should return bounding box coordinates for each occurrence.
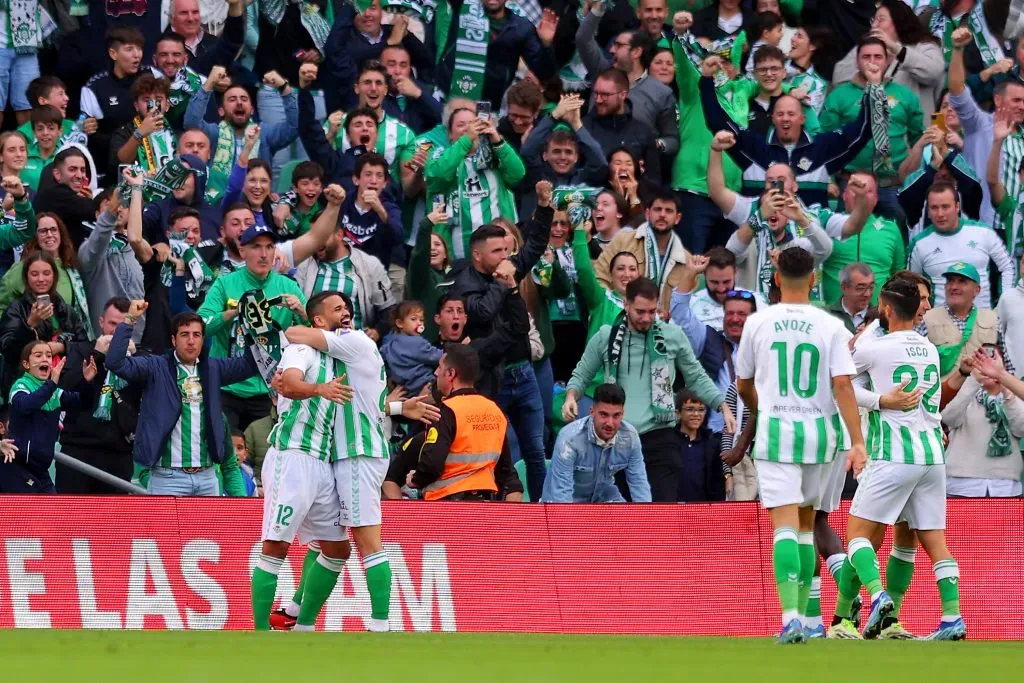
[274,160,302,195]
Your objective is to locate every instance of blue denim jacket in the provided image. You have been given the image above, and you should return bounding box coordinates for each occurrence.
[541,417,651,503]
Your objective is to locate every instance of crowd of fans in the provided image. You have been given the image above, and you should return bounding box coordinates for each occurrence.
[0,0,1021,502]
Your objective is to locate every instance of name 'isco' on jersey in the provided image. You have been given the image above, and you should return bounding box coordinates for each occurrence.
[735,303,855,464]
[853,329,944,465]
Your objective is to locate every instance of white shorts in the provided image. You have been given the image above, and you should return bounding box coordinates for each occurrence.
[754,460,827,509]
[849,459,946,530]
[817,451,850,514]
[333,456,389,528]
[261,448,345,545]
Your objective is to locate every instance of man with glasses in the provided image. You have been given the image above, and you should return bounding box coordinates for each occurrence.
[582,68,661,179]
[830,263,875,334]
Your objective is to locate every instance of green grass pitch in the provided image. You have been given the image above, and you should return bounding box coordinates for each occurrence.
[1,631,1021,682]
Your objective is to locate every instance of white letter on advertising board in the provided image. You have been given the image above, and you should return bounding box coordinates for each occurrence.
[247,542,296,604]
[181,540,228,630]
[322,552,371,631]
[124,539,184,629]
[72,539,122,628]
[388,542,457,632]
[4,538,51,628]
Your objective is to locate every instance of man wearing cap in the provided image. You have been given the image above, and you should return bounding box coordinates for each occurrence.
[923,261,1000,381]
[908,182,1014,310]
[197,223,308,430]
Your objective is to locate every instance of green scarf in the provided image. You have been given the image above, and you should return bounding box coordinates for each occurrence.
[641,224,681,292]
[448,0,489,100]
[161,239,216,300]
[235,289,286,398]
[976,388,1013,458]
[10,372,62,411]
[380,0,437,23]
[65,267,92,340]
[4,0,56,54]
[867,83,894,176]
[168,67,204,123]
[260,0,331,51]
[117,158,193,205]
[605,315,675,425]
[93,369,127,421]
[209,120,258,203]
[936,307,977,376]
[133,115,175,173]
[930,2,1005,69]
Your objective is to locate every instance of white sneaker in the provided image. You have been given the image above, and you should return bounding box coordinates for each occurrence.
[367,618,390,632]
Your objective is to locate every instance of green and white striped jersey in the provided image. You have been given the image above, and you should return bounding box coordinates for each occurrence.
[449,160,510,260]
[322,329,390,460]
[735,303,856,464]
[786,63,828,115]
[335,114,416,184]
[161,361,209,468]
[853,329,945,465]
[269,343,343,461]
[312,256,362,328]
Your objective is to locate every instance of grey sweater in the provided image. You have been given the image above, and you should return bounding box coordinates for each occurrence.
[943,377,1024,483]
[78,210,145,343]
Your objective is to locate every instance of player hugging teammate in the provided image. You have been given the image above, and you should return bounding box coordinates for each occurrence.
[737,247,965,644]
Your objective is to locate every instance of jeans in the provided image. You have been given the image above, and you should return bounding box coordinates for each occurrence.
[638,427,683,503]
[497,362,546,502]
[148,466,220,496]
[675,191,738,255]
[256,85,324,181]
[0,48,39,110]
[532,357,554,449]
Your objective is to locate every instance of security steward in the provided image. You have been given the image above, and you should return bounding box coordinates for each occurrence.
[407,344,524,501]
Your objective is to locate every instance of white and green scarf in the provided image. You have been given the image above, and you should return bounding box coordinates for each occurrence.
[93,369,127,421]
[930,1,1006,68]
[867,83,894,176]
[381,0,438,23]
[167,67,204,121]
[4,0,56,54]
[161,238,216,300]
[260,0,331,51]
[65,266,92,340]
[605,315,676,425]
[133,115,175,173]
[641,224,682,292]
[448,0,489,100]
[976,388,1013,457]
[209,120,257,203]
[235,289,287,400]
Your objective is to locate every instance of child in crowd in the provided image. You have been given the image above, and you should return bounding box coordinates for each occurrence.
[232,427,258,496]
[1,341,97,493]
[745,12,786,77]
[380,300,443,396]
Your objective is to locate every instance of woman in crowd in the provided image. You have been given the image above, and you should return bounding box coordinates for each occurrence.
[607,148,648,223]
[0,252,89,395]
[534,209,586,384]
[0,211,91,338]
[224,125,275,228]
[404,206,451,343]
[591,190,630,253]
[0,132,28,184]
[832,0,944,119]
[650,48,678,97]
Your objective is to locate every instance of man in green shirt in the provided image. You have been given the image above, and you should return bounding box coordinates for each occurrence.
[820,171,905,305]
[820,37,924,225]
[197,224,308,430]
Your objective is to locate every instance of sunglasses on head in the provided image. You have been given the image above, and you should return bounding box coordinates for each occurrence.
[726,289,755,300]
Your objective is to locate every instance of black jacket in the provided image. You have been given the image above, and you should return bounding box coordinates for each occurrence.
[582,101,661,179]
[898,150,984,229]
[448,205,552,367]
[33,170,97,249]
[58,340,143,457]
[82,69,141,172]
[677,428,726,502]
[382,87,442,135]
[0,293,89,398]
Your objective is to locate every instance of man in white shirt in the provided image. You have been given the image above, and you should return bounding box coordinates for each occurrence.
[907,181,1014,308]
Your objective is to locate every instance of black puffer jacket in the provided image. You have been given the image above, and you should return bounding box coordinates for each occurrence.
[0,293,89,398]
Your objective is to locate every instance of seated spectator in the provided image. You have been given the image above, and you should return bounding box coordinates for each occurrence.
[79,174,146,345]
[111,72,176,179]
[32,147,96,247]
[518,93,609,218]
[943,349,1024,498]
[676,390,727,502]
[106,304,254,495]
[0,252,89,396]
[80,27,147,170]
[0,209,92,338]
[541,383,650,503]
[0,340,98,493]
[55,297,142,494]
[380,300,443,396]
[407,344,523,502]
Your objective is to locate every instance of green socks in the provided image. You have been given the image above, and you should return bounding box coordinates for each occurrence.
[772,527,801,624]
[364,550,392,622]
[835,556,862,619]
[934,558,961,620]
[797,532,816,617]
[848,537,884,598]
[886,546,916,616]
[287,544,322,617]
[294,554,345,630]
[251,554,284,631]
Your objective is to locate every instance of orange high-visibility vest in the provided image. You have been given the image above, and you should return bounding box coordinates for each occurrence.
[423,393,507,501]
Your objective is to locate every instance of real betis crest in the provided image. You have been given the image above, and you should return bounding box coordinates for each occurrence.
[457,75,475,95]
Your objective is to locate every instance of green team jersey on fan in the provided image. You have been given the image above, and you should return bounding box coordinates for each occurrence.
[404,124,451,246]
[161,361,210,468]
[735,303,855,464]
[312,256,362,327]
[331,114,416,184]
[322,329,390,460]
[786,63,828,115]
[425,134,526,260]
[269,343,343,461]
[853,330,945,465]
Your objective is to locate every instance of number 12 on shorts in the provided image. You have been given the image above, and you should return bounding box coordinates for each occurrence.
[275,505,294,526]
